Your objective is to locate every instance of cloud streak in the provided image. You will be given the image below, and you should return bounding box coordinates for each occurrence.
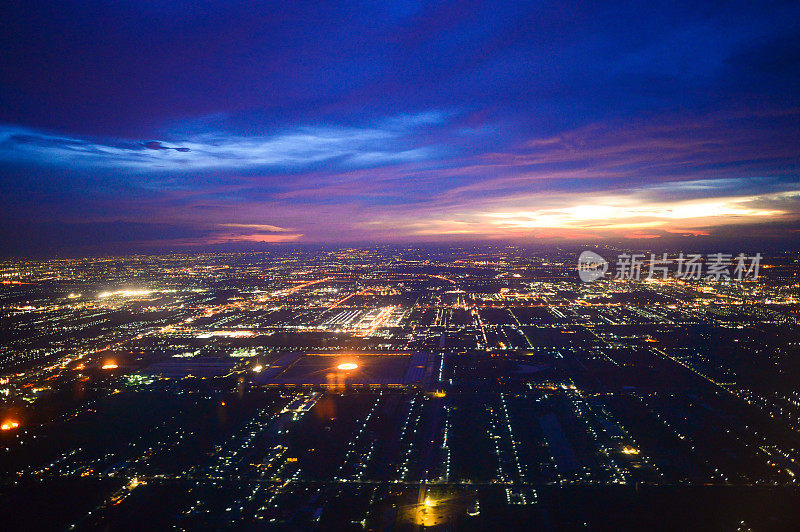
[4,106,798,249]
[0,111,447,171]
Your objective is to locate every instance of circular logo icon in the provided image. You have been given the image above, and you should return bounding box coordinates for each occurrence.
[577,251,608,282]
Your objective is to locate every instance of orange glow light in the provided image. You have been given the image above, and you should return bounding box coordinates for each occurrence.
[337,363,358,371]
[101,361,118,370]
[1,421,19,431]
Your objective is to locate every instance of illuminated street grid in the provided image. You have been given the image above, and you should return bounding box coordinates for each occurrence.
[1,247,800,529]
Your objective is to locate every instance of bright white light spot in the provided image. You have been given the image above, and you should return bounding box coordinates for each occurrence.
[337,363,358,371]
[97,289,153,299]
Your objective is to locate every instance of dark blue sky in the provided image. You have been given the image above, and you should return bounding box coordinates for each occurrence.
[1,1,799,254]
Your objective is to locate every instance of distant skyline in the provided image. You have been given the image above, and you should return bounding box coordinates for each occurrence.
[2,1,799,255]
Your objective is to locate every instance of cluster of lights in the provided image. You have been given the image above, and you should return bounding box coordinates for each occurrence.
[97,289,153,299]
[1,420,20,431]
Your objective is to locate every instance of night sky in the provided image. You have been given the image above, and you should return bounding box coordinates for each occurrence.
[1,1,799,254]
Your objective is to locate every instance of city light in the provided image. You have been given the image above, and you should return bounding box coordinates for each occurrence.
[1,247,799,528]
[98,289,153,299]
[1,420,19,431]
